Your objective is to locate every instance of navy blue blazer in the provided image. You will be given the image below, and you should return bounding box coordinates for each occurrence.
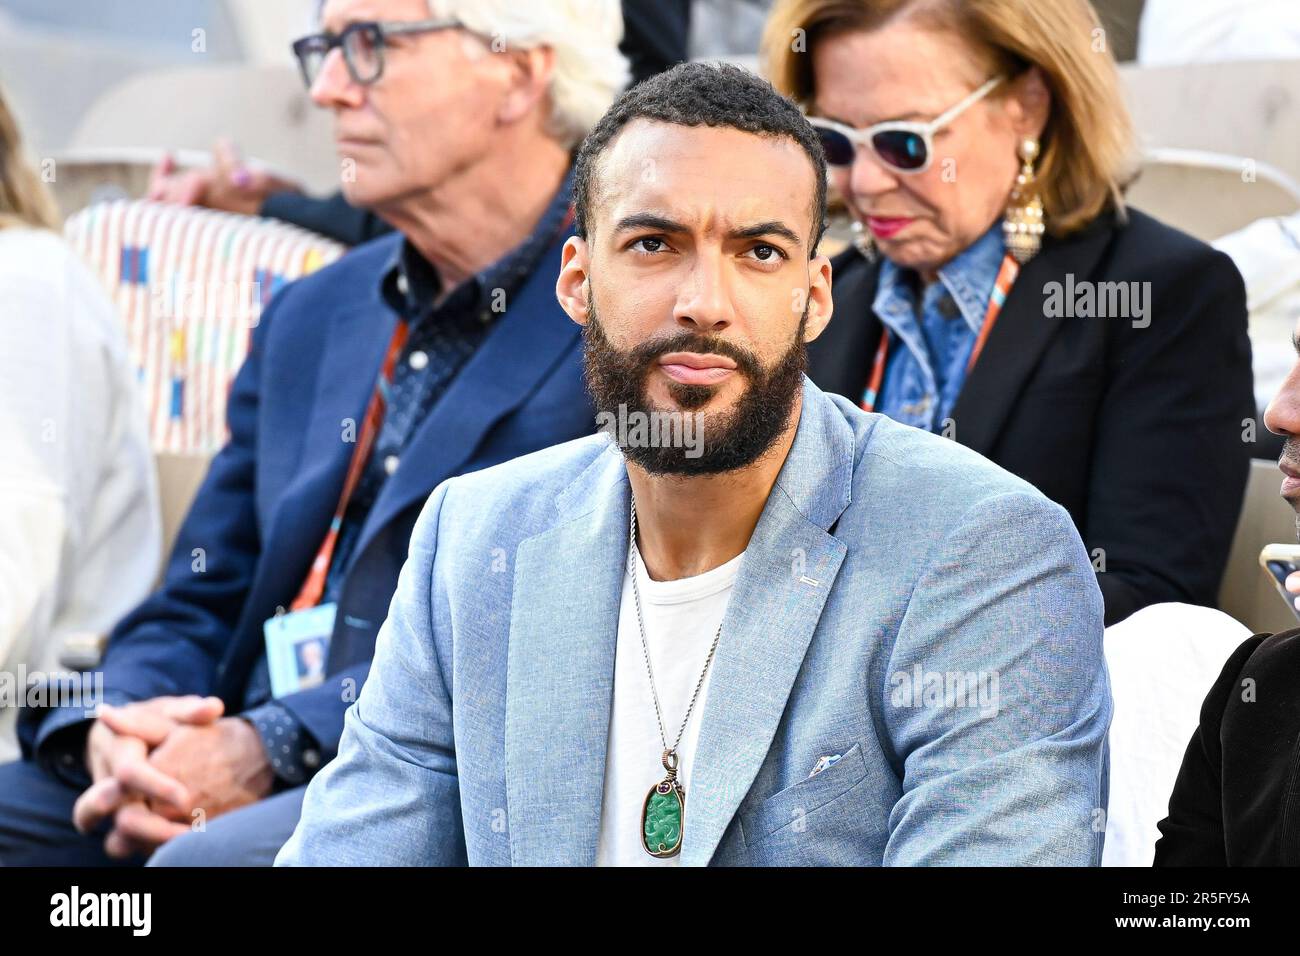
[22,227,594,764]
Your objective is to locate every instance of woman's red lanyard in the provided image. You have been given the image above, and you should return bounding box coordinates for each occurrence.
[290,321,410,612]
[860,252,1021,413]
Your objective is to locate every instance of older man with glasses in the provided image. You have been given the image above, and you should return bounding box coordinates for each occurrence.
[145,1,692,246]
[0,0,628,867]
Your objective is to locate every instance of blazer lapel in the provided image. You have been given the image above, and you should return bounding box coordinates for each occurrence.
[281,302,396,527]
[951,220,1114,456]
[679,381,853,865]
[505,446,628,865]
[223,302,395,685]
[354,228,580,558]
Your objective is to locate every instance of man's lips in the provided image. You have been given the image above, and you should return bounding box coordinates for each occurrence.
[866,215,915,239]
[657,351,737,386]
[1281,460,1300,496]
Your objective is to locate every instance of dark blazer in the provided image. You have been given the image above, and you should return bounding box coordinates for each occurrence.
[20,226,594,767]
[809,208,1254,626]
[1155,627,1300,865]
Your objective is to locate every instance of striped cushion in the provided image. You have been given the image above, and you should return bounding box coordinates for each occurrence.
[64,200,346,455]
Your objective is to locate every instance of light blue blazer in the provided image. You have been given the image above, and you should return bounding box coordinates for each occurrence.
[278,378,1111,866]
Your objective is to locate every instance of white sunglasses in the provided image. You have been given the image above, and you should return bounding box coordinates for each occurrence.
[808,76,1004,174]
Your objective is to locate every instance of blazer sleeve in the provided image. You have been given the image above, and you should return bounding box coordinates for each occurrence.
[258,190,393,247]
[882,490,1112,865]
[277,479,468,866]
[1154,633,1268,866]
[268,659,371,761]
[1086,247,1253,625]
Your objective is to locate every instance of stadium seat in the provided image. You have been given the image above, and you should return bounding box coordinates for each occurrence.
[1121,59,1300,183]
[63,199,346,555]
[1126,147,1300,243]
[69,64,340,195]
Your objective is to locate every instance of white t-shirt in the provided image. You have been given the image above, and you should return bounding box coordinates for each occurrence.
[595,543,744,867]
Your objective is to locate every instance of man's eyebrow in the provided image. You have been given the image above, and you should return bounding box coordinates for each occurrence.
[730,220,803,248]
[612,213,689,235]
[611,214,803,248]
[1293,331,1300,356]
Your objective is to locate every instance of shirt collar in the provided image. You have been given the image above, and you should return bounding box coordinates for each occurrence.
[936,223,1006,333]
[379,168,575,322]
[875,221,1007,334]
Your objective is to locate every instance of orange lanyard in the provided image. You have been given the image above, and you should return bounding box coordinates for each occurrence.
[860,253,1020,413]
[290,321,410,611]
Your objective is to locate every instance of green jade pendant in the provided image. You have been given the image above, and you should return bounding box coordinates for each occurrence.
[642,749,685,858]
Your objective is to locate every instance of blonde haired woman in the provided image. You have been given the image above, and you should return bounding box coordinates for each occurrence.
[0,87,159,762]
[765,0,1254,626]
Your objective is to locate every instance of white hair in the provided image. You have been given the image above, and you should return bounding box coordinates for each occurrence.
[429,0,630,148]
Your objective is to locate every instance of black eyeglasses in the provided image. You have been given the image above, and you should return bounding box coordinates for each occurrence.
[291,17,462,89]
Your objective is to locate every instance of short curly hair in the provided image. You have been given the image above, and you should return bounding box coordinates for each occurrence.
[573,61,829,252]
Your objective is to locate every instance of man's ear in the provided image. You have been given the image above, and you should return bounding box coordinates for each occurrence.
[556,236,591,326]
[801,253,834,343]
[499,46,556,126]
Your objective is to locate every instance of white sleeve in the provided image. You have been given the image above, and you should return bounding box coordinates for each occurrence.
[0,230,158,678]
[0,241,82,672]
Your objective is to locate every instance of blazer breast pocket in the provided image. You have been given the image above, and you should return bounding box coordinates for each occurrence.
[739,743,870,845]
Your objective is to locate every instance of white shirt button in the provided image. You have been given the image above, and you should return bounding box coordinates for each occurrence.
[396,273,409,296]
[408,350,428,371]
[384,454,400,475]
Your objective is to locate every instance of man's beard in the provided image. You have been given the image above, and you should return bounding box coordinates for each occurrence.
[581,298,807,476]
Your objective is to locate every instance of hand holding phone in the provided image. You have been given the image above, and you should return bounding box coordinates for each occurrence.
[1259,544,1300,621]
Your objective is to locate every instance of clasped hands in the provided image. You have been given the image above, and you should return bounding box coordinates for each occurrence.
[71,695,275,859]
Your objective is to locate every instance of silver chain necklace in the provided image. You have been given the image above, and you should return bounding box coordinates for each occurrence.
[628,491,724,858]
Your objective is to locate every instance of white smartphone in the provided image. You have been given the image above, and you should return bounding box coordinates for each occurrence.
[1259,543,1300,622]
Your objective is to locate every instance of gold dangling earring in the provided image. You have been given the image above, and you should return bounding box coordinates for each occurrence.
[1003,137,1045,263]
[851,219,877,263]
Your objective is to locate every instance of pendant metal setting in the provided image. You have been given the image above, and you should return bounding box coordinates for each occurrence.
[641,750,685,858]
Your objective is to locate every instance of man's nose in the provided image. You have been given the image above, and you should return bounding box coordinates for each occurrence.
[1264,371,1300,437]
[673,257,735,335]
[310,47,364,110]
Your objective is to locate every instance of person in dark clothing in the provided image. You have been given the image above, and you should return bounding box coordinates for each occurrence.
[1155,318,1300,866]
[621,0,691,85]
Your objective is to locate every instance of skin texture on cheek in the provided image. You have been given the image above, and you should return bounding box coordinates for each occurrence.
[335,26,500,207]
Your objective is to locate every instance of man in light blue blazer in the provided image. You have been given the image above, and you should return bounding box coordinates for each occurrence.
[278,63,1111,867]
